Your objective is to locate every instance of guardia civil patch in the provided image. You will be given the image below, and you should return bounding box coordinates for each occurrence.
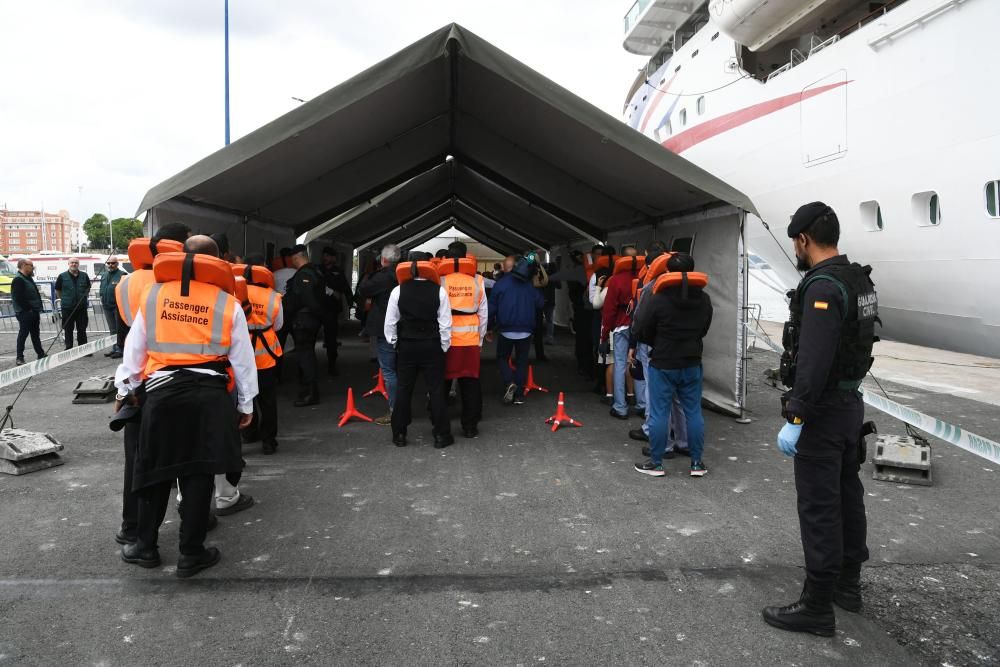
[813,301,829,310]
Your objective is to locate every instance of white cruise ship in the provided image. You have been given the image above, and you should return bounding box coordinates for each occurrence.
[621,0,1000,357]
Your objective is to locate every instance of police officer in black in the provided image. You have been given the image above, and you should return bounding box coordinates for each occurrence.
[283,245,327,407]
[319,247,352,377]
[762,202,879,637]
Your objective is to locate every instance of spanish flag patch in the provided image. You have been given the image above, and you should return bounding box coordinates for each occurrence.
[813,301,829,310]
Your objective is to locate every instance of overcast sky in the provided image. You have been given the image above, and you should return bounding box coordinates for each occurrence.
[0,1,646,225]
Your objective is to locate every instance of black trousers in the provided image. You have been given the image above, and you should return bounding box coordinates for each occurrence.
[62,308,88,348]
[392,339,450,438]
[136,473,214,555]
[291,312,321,392]
[120,420,140,539]
[572,305,591,374]
[794,392,870,587]
[247,366,279,444]
[15,310,44,359]
[533,310,546,359]
[446,376,482,430]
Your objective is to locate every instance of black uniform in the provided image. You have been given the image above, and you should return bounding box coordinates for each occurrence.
[320,262,352,374]
[391,280,451,443]
[283,264,326,401]
[781,255,878,591]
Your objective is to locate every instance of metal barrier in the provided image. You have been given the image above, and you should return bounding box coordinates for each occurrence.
[0,282,114,337]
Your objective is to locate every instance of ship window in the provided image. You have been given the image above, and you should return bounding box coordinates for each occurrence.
[655,119,673,141]
[674,65,681,73]
[691,49,699,58]
[912,191,941,227]
[697,96,706,115]
[711,32,720,41]
[859,200,884,232]
[679,108,687,126]
[986,181,1000,217]
[670,236,695,254]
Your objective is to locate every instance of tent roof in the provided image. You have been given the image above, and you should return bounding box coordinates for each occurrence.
[136,23,754,250]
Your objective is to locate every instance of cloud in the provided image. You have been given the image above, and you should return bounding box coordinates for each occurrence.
[0,1,646,226]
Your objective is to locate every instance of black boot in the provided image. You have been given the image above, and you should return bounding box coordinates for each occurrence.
[834,563,863,612]
[762,580,836,637]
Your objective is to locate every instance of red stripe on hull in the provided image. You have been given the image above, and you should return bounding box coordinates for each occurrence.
[661,81,850,154]
[638,74,677,134]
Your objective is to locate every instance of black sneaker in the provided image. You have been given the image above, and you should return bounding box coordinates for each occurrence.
[262,440,278,455]
[609,408,628,420]
[633,460,665,477]
[513,395,525,405]
[690,461,708,477]
[434,433,455,449]
[629,429,648,442]
[15,357,25,366]
[462,427,478,438]
[503,383,517,405]
[393,432,407,447]
[216,493,254,516]
[121,543,161,568]
[176,546,221,578]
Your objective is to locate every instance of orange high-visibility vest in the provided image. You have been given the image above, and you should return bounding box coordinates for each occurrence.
[439,271,484,347]
[246,283,283,369]
[117,270,155,327]
[116,237,185,326]
[142,254,238,377]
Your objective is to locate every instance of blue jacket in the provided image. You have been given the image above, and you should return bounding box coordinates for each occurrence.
[489,274,543,334]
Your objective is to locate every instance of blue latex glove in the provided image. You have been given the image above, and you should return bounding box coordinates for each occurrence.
[777,422,803,456]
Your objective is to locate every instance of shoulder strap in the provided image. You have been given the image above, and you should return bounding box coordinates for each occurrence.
[800,273,848,321]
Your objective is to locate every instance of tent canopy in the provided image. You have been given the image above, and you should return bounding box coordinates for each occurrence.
[136,23,754,253]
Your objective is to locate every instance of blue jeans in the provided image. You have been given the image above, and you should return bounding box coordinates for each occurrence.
[647,364,705,465]
[638,344,687,449]
[375,338,398,411]
[497,335,530,398]
[612,329,644,415]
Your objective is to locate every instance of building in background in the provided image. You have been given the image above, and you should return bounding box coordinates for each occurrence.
[0,208,79,254]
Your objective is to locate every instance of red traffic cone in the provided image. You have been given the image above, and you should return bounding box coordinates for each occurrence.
[338,388,373,427]
[524,365,549,395]
[363,370,389,400]
[545,392,582,432]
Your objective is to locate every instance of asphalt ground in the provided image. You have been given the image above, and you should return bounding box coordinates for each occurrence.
[1,325,997,666]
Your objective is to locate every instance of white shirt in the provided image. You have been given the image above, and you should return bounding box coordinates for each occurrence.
[383,280,452,353]
[587,273,599,309]
[114,302,260,414]
[273,267,296,295]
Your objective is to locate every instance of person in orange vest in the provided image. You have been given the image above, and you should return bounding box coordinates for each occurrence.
[440,241,488,438]
[111,223,189,549]
[113,234,258,578]
[237,255,283,455]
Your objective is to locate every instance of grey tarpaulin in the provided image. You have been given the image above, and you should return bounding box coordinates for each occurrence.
[135,23,756,416]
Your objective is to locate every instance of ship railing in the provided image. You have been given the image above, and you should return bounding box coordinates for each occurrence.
[808,34,840,56]
[765,62,792,82]
[837,0,907,40]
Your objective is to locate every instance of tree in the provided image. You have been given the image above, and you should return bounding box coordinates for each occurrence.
[111,218,144,248]
[81,214,144,250]
[83,213,109,249]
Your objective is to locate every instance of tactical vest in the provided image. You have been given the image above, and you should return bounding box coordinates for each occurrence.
[397,280,440,341]
[780,261,879,392]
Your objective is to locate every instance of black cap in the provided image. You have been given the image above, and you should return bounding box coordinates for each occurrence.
[788,202,833,237]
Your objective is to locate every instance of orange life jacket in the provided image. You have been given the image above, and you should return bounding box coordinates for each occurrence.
[643,253,673,286]
[245,283,283,369]
[116,238,185,326]
[439,270,485,347]
[232,264,276,290]
[142,253,238,377]
[652,271,709,293]
[613,255,645,275]
[395,260,440,285]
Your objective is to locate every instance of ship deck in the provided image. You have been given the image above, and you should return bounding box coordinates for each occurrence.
[0,325,997,665]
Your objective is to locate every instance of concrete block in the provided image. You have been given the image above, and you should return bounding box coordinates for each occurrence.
[872,433,932,486]
[0,429,64,476]
[72,376,115,404]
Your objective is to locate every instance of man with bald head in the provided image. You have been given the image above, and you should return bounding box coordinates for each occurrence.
[114,231,257,577]
[55,256,92,352]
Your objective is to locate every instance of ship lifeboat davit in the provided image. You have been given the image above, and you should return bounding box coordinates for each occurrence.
[708,0,840,52]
